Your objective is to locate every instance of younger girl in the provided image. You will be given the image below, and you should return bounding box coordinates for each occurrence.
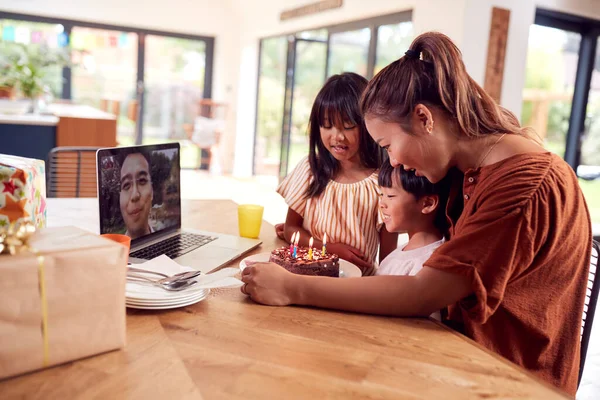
[276,72,397,273]
[376,162,449,278]
[376,162,450,319]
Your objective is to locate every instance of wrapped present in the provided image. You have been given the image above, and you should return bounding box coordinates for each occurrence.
[0,224,127,379]
[0,154,47,229]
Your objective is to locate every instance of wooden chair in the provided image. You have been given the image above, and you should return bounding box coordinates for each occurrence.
[46,147,100,198]
[99,99,121,116]
[580,239,600,386]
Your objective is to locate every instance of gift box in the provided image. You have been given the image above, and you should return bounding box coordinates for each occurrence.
[0,154,47,229]
[0,225,128,380]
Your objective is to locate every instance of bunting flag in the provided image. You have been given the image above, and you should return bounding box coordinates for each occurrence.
[57,32,68,48]
[2,26,15,42]
[0,25,135,49]
[71,33,84,49]
[31,31,43,44]
[96,34,106,47]
[46,33,58,48]
[118,33,127,48]
[15,27,30,44]
[84,33,95,49]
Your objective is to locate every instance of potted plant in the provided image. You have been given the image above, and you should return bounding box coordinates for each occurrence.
[0,44,19,99]
[12,44,70,109]
[0,43,70,112]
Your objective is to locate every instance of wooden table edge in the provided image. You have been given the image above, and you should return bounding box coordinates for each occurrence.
[429,318,571,399]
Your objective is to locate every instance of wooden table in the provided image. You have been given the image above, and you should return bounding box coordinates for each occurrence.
[0,199,568,399]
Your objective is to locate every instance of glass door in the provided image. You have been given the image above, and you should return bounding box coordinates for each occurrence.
[579,38,600,231]
[280,38,327,178]
[524,10,600,237]
[70,27,138,144]
[143,35,207,169]
[375,21,414,74]
[327,28,370,76]
[521,25,581,158]
[254,36,287,176]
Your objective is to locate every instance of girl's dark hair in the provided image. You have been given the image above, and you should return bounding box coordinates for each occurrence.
[307,72,385,198]
[361,32,534,140]
[378,162,450,238]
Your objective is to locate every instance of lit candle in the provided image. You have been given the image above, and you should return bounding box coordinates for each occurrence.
[289,232,296,257]
[322,233,327,256]
[308,237,314,260]
[293,231,299,258]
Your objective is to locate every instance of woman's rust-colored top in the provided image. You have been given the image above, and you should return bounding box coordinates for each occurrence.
[426,152,592,396]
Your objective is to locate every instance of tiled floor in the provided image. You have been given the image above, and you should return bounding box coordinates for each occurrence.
[181,170,600,399]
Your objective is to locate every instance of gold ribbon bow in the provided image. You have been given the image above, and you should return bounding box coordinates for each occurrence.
[0,221,49,366]
[0,221,36,255]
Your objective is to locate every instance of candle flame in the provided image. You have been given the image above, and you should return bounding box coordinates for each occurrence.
[294,232,300,245]
[323,233,327,246]
[290,232,296,243]
[309,237,313,247]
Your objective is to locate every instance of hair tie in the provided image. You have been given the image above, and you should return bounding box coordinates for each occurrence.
[404,49,420,59]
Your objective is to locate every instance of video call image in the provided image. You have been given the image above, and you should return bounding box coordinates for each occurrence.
[99,147,181,240]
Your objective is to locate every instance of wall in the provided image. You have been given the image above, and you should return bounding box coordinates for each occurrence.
[460,0,536,118]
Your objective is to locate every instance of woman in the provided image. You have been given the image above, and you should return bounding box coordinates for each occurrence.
[241,32,591,395]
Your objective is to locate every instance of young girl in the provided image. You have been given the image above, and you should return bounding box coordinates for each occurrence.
[275,72,397,273]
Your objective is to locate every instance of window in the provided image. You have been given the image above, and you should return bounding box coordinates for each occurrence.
[375,21,413,74]
[521,25,581,157]
[70,27,138,143]
[254,37,287,176]
[524,10,600,232]
[328,28,371,76]
[0,12,215,169]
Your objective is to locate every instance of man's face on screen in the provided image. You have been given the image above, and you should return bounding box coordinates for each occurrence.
[119,153,153,239]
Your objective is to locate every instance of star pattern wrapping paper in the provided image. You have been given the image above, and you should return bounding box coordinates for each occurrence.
[0,154,47,229]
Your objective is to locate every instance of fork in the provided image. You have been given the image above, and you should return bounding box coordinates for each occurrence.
[127,267,202,285]
[127,275,198,291]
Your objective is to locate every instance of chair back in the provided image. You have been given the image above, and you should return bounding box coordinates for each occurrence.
[47,147,100,198]
[580,239,600,386]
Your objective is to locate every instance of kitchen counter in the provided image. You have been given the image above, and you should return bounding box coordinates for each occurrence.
[0,103,117,161]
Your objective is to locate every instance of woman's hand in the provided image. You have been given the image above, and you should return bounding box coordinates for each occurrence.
[327,242,374,275]
[241,263,299,306]
[275,223,286,240]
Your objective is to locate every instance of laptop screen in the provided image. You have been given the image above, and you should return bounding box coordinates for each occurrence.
[97,143,181,242]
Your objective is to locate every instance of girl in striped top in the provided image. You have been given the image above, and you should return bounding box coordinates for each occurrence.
[275,72,398,274]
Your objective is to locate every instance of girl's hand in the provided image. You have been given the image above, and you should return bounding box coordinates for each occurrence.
[327,242,374,275]
[275,223,286,240]
[241,263,298,306]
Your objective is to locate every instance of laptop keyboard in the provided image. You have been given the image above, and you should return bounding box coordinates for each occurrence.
[130,232,217,260]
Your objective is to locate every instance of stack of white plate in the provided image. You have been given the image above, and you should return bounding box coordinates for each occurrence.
[125,280,209,310]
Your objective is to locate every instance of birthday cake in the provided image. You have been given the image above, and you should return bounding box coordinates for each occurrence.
[269,246,340,277]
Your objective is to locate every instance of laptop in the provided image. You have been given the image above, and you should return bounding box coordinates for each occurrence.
[96,143,262,274]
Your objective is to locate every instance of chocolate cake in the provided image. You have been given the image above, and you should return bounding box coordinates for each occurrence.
[269,247,340,277]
